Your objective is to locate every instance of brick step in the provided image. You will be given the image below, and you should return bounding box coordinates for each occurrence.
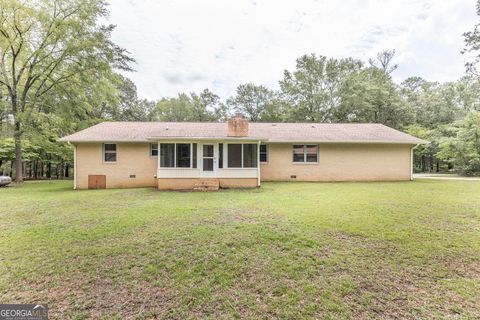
[193,179,220,191]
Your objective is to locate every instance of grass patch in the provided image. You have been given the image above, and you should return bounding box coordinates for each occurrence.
[0,180,479,319]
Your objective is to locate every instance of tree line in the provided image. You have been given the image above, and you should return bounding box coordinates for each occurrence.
[1,0,480,180]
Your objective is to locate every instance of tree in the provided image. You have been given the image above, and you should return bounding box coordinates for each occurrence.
[0,0,133,182]
[437,111,480,175]
[463,0,480,75]
[336,67,412,128]
[226,83,277,122]
[369,49,398,75]
[280,54,362,122]
[153,89,226,122]
[114,75,155,121]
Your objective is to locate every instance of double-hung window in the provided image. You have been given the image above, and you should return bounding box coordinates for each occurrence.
[227,144,258,168]
[150,143,158,157]
[160,143,192,168]
[103,143,117,162]
[292,144,318,163]
[260,144,268,163]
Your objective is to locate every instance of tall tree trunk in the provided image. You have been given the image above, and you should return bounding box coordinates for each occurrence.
[14,120,24,183]
[46,159,51,179]
[33,160,38,179]
[65,163,69,178]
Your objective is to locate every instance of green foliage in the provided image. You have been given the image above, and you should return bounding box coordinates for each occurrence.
[227,83,282,121]
[153,89,226,122]
[438,112,480,175]
[0,0,133,180]
[280,54,363,122]
[337,67,411,128]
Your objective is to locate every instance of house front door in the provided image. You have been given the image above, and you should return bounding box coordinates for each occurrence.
[202,144,215,175]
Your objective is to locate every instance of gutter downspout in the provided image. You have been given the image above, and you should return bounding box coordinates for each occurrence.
[156,141,160,181]
[257,141,261,187]
[410,145,417,181]
[73,143,77,190]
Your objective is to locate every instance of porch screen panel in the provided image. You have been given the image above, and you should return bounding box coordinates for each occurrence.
[218,143,223,168]
[176,143,191,168]
[228,144,242,168]
[160,144,175,167]
[192,143,197,168]
[243,144,257,168]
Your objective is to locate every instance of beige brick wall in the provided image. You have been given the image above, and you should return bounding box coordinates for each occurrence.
[74,142,413,189]
[75,143,157,189]
[260,143,412,182]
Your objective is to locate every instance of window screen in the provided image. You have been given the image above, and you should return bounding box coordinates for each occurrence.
[260,144,268,163]
[227,144,242,168]
[160,144,175,167]
[292,145,305,162]
[192,143,197,168]
[176,143,191,168]
[218,143,223,168]
[150,143,158,157]
[243,144,257,168]
[104,144,117,162]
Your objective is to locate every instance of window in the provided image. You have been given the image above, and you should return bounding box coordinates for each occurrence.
[228,144,242,168]
[160,143,193,168]
[160,144,174,167]
[292,144,318,163]
[227,143,258,168]
[218,143,223,168]
[243,144,257,168]
[192,143,197,168]
[260,144,268,163]
[176,143,191,168]
[150,143,158,157]
[103,143,117,162]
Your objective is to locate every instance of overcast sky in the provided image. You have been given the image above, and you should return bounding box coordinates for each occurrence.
[108,0,478,100]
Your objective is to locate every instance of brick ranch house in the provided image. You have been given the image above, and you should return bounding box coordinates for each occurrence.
[59,117,427,190]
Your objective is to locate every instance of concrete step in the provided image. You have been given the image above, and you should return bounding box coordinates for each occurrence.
[193,179,220,191]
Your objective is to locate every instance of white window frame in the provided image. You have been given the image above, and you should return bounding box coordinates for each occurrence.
[292,144,319,164]
[150,143,158,157]
[159,143,194,169]
[226,143,258,169]
[103,143,117,164]
[260,144,268,163]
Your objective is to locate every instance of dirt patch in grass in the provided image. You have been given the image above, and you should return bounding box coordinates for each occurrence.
[327,232,480,319]
[2,274,175,319]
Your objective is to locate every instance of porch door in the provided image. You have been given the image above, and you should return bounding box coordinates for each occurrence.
[202,144,215,174]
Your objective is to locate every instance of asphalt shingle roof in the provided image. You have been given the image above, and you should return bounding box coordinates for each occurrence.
[59,122,427,144]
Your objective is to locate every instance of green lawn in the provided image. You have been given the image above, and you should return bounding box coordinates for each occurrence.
[0,180,479,319]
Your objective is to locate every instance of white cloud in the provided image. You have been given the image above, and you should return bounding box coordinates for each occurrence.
[107,0,478,99]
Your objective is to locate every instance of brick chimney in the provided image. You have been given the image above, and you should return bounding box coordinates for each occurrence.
[228,115,249,137]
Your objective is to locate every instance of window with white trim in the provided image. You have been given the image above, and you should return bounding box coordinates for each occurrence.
[150,143,158,157]
[260,144,268,163]
[227,143,258,168]
[103,143,117,162]
[292,144,318,163]
[160,143,193,168]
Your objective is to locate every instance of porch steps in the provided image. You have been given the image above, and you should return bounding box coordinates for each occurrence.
[193,179,220,192]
